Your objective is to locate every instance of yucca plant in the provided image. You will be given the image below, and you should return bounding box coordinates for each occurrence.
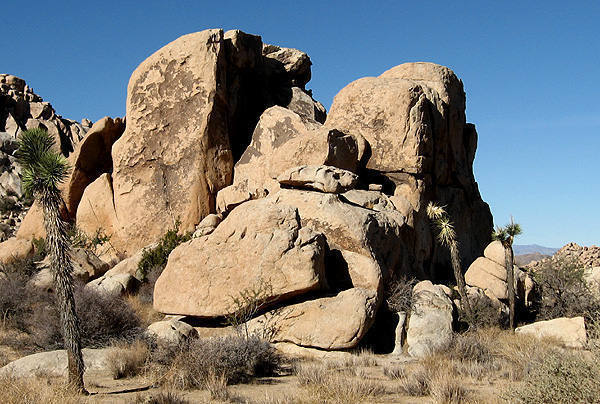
[492,218,522,329]
[15,128,86,393]
[426,202,472,318]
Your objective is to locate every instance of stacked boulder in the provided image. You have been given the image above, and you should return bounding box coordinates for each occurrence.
[465,240,534,306]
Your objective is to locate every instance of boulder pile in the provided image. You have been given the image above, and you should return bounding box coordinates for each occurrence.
[0,74,93,240]
[1,28,494,352]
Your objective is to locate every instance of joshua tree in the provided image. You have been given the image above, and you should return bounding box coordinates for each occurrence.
[16,128,86,392]
[492,218,522,329]
[426,202,472,318]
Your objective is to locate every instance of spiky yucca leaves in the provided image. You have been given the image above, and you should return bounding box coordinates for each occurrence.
[492,218,522,330]
[16,129,86,393]
[426,202,472,319]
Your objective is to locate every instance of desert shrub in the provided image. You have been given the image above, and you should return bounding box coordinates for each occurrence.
[107,339,150,379]
[159,335,283,389]
[225,278,276,338]
[137,222,191,281]
[447,331,494,365]
[533,256,600,321]
[29,285,142,350]
[384,275,417,313]
[507,349,600,403]
[458,295,505,330]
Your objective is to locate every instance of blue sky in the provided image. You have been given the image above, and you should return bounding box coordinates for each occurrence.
[2,1,598,247]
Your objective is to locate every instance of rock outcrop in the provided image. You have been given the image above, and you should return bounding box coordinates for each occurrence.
[527,242,600,270]
[325,62,492,279]
[515,316,587,349]
[73,30,323,256]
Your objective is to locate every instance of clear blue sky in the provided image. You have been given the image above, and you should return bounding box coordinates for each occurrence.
[2,1,598,248]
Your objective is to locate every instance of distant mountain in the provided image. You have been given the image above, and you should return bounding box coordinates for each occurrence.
[514,252,551,267]
[513,244,559,256]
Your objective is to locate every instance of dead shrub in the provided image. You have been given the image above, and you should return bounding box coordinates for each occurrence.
[458,295,505,330]
[385,276,417,313]
[159,335,283,389]
[107,339,150,379]
[30,285,142,350]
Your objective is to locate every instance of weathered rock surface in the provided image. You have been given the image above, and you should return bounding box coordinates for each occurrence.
[465,257,509,299]
[285,86,326,123]
[0,237,33,264]
[277,165,358,193]
[86,272,138,297]
[325,62,492,279]
[406,281,454,357]
[154,198,326,317]
[74,29,322,257]
[234,106,360,195]
[63,116,125,218]
[515,317,587,348]
[192,213,222,238]
[32,248,110,290]
[146,319,198,344]
[216,179,268,215]
[249,288,377,350]
[0,348,114,378]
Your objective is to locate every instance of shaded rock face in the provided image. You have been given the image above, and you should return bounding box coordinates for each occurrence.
[326,62,492,279]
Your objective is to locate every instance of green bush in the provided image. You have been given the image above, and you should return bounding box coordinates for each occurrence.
[136,222,191,281]
[533,257,600,322]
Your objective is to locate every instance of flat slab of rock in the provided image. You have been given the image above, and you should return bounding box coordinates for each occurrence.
[516,317,587,348]
[154,198,326,317]
[277,165,358,193]
[406,281,454,357]
[249,288,377,350]
[0,348,115,378]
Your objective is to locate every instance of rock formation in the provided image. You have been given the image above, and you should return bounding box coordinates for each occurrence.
[4,29,494,352]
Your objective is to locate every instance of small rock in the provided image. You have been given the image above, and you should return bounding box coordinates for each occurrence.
[277,165,358,193]
[146,319,198,345]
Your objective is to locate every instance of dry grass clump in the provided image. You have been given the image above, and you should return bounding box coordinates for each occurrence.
[429,372,472,404]
[126,293,164,328]
[325,348,378,369]
[295,362,386,404]
[107,339,150,379]
[134,390,190,404]
[506,348,600,403]
[0,375,83,404]
[383,365,405,380]
[156,335,283,390]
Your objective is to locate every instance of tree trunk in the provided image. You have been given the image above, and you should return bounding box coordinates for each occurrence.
[41,192,86,393]
[450,242,472,319]
[505,245,516,330]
